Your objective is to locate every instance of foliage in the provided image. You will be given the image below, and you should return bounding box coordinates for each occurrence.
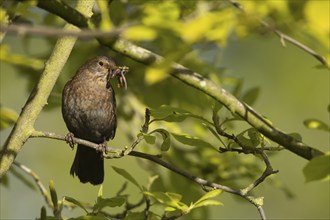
[0,0,329,219]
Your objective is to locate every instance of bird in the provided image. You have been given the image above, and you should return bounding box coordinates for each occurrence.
[62,56,120,185]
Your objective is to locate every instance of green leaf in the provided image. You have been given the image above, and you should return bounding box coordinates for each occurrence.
[40,206,46,220]
[150,129,171,151]
[0,106,18,130]
[49,180,58,210]
[303,152,330,182]
[192,199,222,209]
[192,189,222,209]
[247,128,262,146]
[64,196,89,214]
[112,166,142,191]
[143,134,156,144]
[144,191,188,211]
[122,25,157,41]
[233,129,262,148]
[93,196,126,212]
[149,105,212,125]
[149,105,190,122]
[172,133,216,150]
[147,175,159,191]
[195,189,222,204]
[97,185,103,199]
[241,87,260,106]
[303,119,330,131]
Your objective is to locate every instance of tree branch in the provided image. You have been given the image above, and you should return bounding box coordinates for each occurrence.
[13,161,53,209]
[0,1,95,178]
[18,0,325,161]
[30,130,267,220]
[110,39,324,160]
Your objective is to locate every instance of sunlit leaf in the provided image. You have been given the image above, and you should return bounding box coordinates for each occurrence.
[304,1,329,48]
[97,185,103,199]
[192,199,222,209]
[122,25,157,41]
[144,191,188,211]
[303,119,329,131]
[112,166,142,191]
[145,64,169,85]
[195,189,222,204]
[142,1,180,30]
[182,12,217,43]
[96,0,113,31]
[191,189,222,209]
[303,152,330,183]
[0,8,8,23]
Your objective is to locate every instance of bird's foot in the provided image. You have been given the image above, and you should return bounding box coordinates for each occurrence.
[65,132,76,149]
[96,142,108,158]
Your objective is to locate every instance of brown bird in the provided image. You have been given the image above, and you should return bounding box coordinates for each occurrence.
[62,56,121,185]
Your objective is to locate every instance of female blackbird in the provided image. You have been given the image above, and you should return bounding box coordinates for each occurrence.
[62,56,118,185]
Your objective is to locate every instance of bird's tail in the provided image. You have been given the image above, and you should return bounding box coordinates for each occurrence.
[70,144,104,185]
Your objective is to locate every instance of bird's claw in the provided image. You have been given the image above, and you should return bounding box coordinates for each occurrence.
[96,142,108,158]
[65,132,75,149]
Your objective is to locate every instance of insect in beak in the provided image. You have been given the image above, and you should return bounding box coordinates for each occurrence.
[109,66,129,90]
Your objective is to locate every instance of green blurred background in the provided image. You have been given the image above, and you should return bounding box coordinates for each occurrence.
[1,0,329,219]
[1,34,329,219]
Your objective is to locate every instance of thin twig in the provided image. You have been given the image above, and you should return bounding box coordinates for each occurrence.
[214,113,278,195]
[13,161,53,209]
[229,0,327,66]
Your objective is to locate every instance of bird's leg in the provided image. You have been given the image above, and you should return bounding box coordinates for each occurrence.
[65,132,76,149]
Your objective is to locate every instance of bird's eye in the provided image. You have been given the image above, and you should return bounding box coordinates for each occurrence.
[98,61,104,66]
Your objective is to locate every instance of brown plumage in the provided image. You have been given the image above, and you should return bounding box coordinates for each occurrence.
[62,56,118,185]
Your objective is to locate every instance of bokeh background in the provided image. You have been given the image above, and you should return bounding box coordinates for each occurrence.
[1,1,329,219]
